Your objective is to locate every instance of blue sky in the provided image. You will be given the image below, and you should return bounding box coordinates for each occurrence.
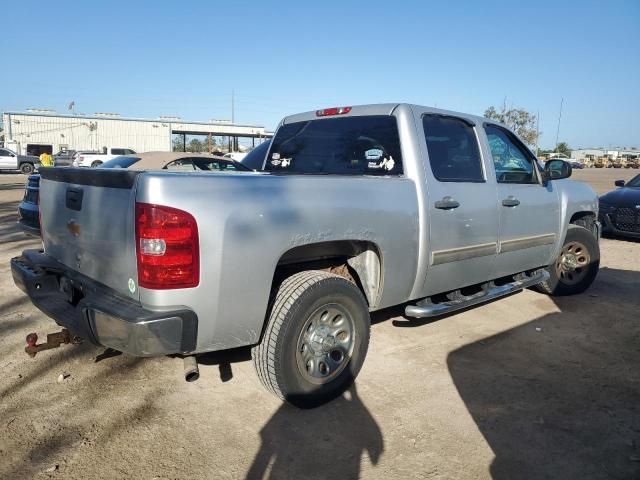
[2,0,638,149]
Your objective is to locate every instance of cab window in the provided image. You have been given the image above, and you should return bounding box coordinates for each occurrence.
[484,125,538,184]
[422,115,484,182]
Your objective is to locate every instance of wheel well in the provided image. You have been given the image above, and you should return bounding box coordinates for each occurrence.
[570,211,596,224]
[272,240,382,307]
[570,211,597,236]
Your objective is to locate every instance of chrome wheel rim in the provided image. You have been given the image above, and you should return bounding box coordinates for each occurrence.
[555,241,590,285]
[295,303,355,385]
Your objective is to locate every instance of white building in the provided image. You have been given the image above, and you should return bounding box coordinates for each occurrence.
[1,110,272,156]
[572,148,640,161]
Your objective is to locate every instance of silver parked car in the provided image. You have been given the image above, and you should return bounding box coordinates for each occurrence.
[12,103,600,407]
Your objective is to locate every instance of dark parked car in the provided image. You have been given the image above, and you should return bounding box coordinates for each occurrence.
[17,152,251,236]
[569,161,585,169]
[18,174,41,236]
[53,149,77,167]
[599,174,640,238]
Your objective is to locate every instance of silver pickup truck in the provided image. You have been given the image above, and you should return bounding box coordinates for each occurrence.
[11,104,600,407]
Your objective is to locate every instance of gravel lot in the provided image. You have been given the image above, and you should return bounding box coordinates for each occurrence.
[0,169,639,480]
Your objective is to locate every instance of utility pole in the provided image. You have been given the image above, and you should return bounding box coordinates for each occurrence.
[555,98,564,149]
[535,110,540,156]
[231,90,235,124]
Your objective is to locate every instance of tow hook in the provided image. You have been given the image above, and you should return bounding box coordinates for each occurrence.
[25,329,82,357]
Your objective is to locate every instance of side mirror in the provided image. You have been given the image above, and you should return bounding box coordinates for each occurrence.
[615,179,625,187]
[544,159,572,181]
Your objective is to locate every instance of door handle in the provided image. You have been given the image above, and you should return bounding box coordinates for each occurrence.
[502,196,520,207]
[434,196,460,210]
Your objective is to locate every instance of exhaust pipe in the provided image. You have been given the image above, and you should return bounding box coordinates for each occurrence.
[183,356,199,382]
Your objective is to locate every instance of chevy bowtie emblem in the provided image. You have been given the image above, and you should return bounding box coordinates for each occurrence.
[67,219,80,236]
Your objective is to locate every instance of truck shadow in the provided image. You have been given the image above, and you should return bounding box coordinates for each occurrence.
[447,266,640,479]
[0,353,152,479]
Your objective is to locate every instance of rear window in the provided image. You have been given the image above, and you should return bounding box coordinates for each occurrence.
[99,156,141,169]
[266,116,403,175]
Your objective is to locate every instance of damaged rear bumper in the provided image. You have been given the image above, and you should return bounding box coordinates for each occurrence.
[11,250,198,357]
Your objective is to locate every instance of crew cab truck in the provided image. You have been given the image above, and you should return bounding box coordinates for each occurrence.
[72,147,136,167]
[11,104,600,407]
[0,147,40,174]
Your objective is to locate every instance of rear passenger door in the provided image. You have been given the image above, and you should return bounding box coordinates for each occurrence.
[421,114,499,296]
[483,124,560,277]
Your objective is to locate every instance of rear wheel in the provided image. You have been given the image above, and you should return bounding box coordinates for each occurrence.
[252,271,370,408]
[91,160,103,168]
[537,225,599,296]
[19,163,34,175]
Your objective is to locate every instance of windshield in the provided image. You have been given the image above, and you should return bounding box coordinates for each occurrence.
[626,174,640,187]
[266,116,403,175]
[99,156,141,169]
[241,141,271,170]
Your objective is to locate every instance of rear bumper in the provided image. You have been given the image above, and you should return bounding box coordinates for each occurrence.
[11,250,198,357]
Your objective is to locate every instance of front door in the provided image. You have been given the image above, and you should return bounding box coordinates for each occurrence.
[420,114,499,296]
[483,124,560,278]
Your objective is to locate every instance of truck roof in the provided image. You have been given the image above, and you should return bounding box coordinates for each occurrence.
[280,103,489,127]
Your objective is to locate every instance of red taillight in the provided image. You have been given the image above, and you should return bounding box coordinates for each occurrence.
[135,203,199,289]
[316,106,352,117]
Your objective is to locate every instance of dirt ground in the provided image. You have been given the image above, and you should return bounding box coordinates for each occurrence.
[0,169,639,480]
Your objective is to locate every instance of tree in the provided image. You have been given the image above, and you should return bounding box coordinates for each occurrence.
[187,138,204,153]
[556,142,571,157]
[172,135,185,152]
[484,104,539,145]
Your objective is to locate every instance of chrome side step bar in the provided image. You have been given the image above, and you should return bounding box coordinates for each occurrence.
[405,269,550,318]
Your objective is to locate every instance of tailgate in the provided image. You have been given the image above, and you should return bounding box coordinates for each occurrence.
[39,168,141,300]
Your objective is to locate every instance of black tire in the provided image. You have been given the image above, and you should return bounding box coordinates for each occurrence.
[19,163,34,175]
[91,160,103,168]
[536,225,599,296]
[252,270,370,408]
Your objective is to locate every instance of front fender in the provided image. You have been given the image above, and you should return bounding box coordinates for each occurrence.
[554,179,599,255]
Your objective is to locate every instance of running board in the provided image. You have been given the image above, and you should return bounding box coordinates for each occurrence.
[405,269,550,318]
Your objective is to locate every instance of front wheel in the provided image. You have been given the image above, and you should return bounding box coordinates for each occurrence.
[252,271,370,408]
[91,160,103,168]
[537,225,599,296]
